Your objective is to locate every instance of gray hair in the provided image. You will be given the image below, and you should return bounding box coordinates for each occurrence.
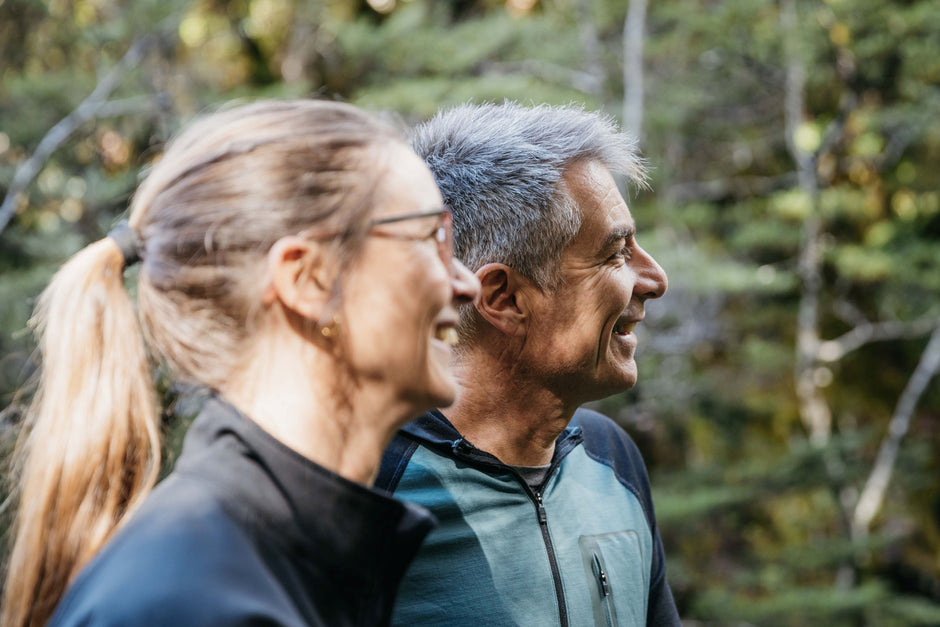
[411,102,647,292]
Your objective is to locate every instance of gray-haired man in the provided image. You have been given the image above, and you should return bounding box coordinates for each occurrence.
[378,103,680,626]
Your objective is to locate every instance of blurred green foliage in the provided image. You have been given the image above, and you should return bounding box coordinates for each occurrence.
[2,0,939,624]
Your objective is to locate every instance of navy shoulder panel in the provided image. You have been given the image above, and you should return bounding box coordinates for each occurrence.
[377,410,464,494]
[571,407,656,528]
[399,410,462,447]
[376,433,420,494]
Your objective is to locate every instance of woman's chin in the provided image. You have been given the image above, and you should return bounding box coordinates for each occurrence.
[388,377,455,426]
[420,374,457,412]
[418,371,458,414]
[424,343,458,405]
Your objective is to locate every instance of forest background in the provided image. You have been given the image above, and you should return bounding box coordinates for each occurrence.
[1,0,939,624]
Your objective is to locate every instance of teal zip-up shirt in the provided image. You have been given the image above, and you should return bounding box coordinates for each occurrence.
[377,408,680,627]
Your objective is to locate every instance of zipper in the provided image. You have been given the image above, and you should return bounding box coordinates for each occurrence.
[591,552,615,627]
[451,438,573,627]
[534,490,568,627]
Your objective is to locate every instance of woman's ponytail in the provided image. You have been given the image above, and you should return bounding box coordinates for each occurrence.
[1,236,160,627]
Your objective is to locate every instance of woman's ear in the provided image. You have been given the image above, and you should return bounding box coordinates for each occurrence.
[474,263,531,337]
[263,236,335,320]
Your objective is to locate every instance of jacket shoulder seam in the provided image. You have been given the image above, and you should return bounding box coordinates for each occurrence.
[580,445,654,528]
[376,435,421,493]
[574,410,656,528]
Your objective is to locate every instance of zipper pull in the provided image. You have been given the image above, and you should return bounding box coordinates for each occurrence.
[452,439,470,456]
[536,492,547,524]
[592,553,611,597]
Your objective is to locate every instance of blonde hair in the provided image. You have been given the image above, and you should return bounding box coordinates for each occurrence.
[1,100,401,627]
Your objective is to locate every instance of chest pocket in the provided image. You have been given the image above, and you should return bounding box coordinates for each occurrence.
[579,531,648,627]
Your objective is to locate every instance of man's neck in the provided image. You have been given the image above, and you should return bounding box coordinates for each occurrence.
[444,353,577,467]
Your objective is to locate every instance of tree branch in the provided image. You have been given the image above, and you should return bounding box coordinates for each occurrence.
[94,95,162,119]
[0,35,156,236]
[872,126,915,173]
[831,293,870,328]
[817,315,940,363]
[852,324,940,538]
[814,92,857,163]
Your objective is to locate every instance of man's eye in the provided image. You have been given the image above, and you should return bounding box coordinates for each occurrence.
[609,246,631,261]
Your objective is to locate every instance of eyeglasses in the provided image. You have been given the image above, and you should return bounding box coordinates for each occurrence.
[299,207,454,264]
[367,207,453,264]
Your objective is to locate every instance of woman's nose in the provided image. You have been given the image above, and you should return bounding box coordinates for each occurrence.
[451,258,481,306]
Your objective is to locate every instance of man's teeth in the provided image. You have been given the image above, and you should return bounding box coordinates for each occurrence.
[435,327,459,346]
[613,321,637,335]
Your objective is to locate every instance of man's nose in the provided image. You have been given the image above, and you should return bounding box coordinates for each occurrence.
[633,246,667,300]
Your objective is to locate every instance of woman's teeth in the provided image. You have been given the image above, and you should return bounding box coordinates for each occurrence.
[435,327,459,346]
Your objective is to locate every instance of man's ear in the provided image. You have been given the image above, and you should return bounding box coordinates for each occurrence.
[263,236,334,320]
[474,263,531,337]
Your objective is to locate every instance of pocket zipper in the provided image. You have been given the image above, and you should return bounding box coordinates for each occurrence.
[591,552,615,627]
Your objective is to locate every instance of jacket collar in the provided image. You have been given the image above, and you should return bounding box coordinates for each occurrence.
[177,395,436,601]
[401,409,584,467]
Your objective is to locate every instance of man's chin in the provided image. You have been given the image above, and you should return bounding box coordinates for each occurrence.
[595,362,638,397]
[563,371,637,407]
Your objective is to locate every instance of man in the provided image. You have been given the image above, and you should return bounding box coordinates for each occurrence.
[377,103,680,626]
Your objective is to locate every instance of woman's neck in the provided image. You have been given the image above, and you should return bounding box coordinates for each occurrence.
[221,338,410,486]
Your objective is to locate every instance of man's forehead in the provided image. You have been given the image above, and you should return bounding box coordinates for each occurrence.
[571,189,635,238]
[563,160,631,212]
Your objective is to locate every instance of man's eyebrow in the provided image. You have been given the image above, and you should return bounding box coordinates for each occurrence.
[601,225,636,251]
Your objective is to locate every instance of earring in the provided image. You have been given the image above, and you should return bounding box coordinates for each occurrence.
[319,314,341,338]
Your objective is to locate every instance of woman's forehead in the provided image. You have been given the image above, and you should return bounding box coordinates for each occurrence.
[371,144,443,220]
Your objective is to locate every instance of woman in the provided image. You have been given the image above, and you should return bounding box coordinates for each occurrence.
[1,100,479,626]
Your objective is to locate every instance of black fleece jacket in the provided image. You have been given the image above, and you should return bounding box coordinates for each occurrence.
[49,395,435,626]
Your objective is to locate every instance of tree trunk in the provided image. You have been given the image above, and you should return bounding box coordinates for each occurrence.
[623,0,648,141]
